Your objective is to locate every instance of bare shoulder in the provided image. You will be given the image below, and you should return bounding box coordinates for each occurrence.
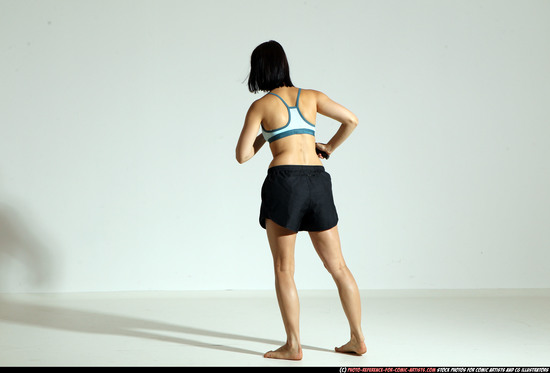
[300,88,324,96]
[299,89,331,110]
[247,94,270,113]
[300,88,329,102]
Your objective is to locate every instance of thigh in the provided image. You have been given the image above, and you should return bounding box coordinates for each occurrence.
[260,169,308,232]
[266,218,298,271]
[302,171,339,232]
[308,225,347,271]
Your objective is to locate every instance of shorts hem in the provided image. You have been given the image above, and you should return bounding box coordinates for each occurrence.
[260,216,337,233]
[303,219,339,232]
[260,216,300,233]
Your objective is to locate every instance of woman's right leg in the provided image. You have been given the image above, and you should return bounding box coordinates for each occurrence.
[308,225,366,355]
[264,218,303,360]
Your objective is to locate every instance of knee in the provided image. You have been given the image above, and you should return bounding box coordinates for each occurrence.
[273,260,295,277]
[324,260,347,277]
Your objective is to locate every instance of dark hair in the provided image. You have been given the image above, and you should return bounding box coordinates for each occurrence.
[248,40,294,93]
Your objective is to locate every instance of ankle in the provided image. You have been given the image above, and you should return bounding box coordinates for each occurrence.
[286,339,301,349]
[350,333,365,344]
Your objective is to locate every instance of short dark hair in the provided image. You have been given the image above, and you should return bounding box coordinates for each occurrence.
[248,40,294,93]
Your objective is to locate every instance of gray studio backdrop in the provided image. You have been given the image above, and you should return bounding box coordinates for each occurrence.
[1,0,549,293]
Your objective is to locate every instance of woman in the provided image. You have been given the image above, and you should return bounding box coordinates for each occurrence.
[235,40,366,360]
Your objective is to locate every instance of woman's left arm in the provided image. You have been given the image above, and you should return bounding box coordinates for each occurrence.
[236,101,266,164]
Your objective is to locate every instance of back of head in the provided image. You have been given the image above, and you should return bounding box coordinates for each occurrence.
[248,40,294,93]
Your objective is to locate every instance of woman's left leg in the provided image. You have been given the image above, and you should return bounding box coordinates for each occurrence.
[264,218,303,360]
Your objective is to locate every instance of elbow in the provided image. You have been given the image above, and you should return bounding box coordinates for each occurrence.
[236,153,246,164]
[347,114,358,129]
[235,150,249,164]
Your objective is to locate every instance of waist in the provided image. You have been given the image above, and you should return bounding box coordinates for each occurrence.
[267,165,326,175]
[267,135,323,169]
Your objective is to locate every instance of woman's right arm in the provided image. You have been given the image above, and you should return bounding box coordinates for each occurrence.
[315,91,358,157]
[235,100,266,164]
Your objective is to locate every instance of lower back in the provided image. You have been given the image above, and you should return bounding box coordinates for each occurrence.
[268,135,322,168]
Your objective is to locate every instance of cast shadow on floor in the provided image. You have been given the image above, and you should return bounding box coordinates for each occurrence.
[0,297,333,357]
[0,202,332,357]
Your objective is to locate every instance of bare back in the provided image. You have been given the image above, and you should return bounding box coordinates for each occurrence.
[257,87,322,168]
[236,86,357,166]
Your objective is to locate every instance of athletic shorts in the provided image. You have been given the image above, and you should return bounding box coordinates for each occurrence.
[259,165,339,232]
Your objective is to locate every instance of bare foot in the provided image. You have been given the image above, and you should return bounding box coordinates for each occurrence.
[264,343,303,360]
[335,339,367,355]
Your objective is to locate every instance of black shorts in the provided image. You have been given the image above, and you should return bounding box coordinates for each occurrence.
[259,165,339,232]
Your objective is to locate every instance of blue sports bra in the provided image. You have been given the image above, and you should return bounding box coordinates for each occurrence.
[261,88,316,143]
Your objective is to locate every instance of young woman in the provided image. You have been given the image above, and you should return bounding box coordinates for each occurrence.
[236,40,366,360]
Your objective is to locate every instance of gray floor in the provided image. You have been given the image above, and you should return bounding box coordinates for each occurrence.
[1,289,549,367]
